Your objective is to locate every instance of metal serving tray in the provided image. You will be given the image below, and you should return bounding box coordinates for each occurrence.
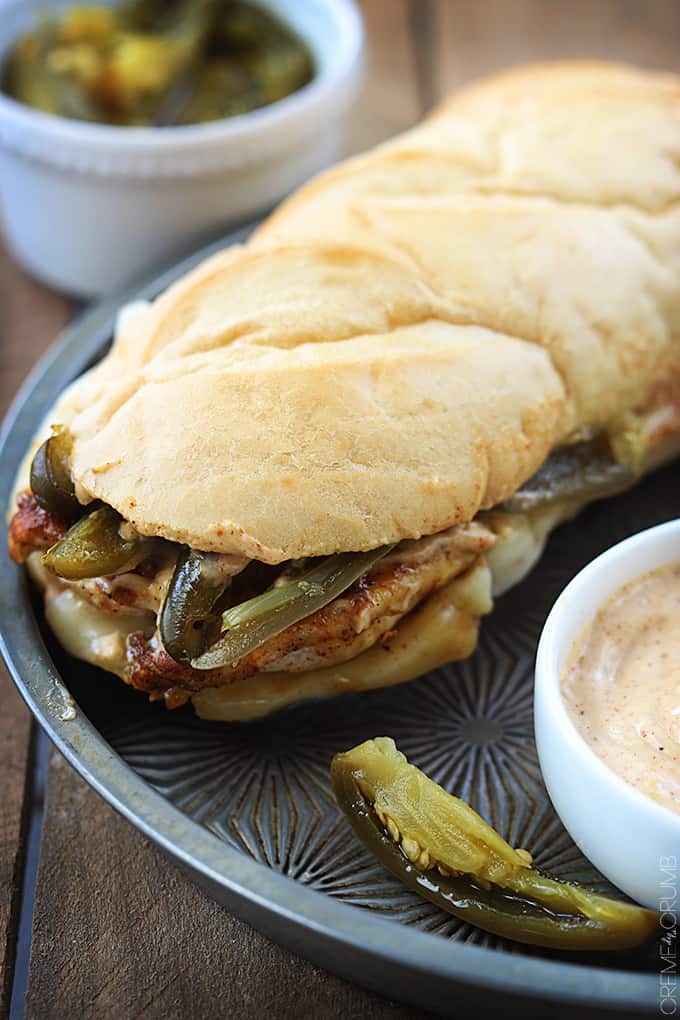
[0,226,674,1019]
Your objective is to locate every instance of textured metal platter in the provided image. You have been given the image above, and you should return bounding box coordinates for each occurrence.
[0,226,675,1018]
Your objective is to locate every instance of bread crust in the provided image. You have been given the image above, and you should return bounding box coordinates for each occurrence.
[56,62,680,561]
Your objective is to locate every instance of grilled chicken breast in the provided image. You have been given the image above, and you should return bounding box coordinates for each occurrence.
[125,522,495,698]
[12,492,495,701]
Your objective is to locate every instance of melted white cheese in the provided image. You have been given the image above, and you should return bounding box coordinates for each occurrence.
[482,503,576,596]
[28,553,153,678]
[193,559,492,721]
[45,589,152,677]
[32,425,680,718]
[33,507,556,712]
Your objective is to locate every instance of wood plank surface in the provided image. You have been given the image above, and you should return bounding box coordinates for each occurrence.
[19,2,428,1018]
[0,238,73,411]
[345,0,422,153]
[432,0,680,97]
[7,1,680,1017]
[0,685,32,1020]
[0,237,73,1020]
[25,752,430,1020]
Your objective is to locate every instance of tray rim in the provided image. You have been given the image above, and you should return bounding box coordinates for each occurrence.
[0,228,658,1017]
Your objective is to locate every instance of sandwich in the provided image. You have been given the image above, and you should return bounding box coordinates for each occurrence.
[8,62,680,721]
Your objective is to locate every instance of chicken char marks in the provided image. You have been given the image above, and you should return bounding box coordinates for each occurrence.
[8,491,67,563]
[8,487,495,707]
[126,521,495,702]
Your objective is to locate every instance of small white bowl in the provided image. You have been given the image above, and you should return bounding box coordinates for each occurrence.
[0,0,363,297]
[535,518,680,909]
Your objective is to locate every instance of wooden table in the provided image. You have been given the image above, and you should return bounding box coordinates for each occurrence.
[1,3,679,1017]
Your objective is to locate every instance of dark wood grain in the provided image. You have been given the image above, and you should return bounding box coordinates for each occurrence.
[25,752,431,1020]
[0,682,32,1020]
[345,0,422,153]
[0,234,73,1020]
[9,2,680,1016]
[432,0,680,98]
[0,238,73,413]
[19,2,429,1017]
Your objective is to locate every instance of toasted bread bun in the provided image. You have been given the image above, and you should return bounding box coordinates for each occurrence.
[51,62,680,561]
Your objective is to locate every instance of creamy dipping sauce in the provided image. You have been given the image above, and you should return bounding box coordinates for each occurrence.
[561,561,680,815]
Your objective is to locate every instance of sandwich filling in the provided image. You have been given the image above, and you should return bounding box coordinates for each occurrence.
[8,399,680,719]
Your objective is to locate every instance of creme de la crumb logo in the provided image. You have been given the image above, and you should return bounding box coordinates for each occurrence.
[659,856,678,1015]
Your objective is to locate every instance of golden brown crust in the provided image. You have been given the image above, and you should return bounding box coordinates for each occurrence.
[24,62,680,561]
[67,322,566,561]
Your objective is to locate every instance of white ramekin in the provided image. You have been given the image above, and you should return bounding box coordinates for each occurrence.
[0,0,363,297]
[535,519,680,909]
